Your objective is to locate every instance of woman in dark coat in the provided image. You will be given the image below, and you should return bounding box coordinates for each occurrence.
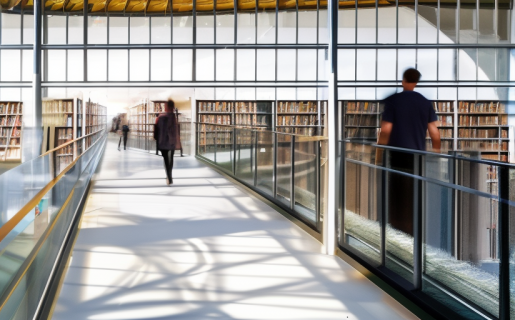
[154,100,179,185]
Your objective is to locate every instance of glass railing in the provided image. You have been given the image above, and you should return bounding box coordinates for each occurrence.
[339,139,515,320]
[196,123,327,232]
[0,129,107,320]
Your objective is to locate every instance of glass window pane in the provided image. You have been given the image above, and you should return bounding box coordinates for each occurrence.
[418,5,437,44]
[216,49,234,81]
[23,14,34,45]
[216,87,235,100]
[68,50,84,81]
[236,87,255,100]
[237,49,255,81]
[398,6,416,43]
[459,7,478,43]
[297,49,316,81]
[47,50,66,81]
[378,7,396,44]
[298,10,316,43]
[196,15,214,44]
[338,49,355,81]
[297,87,316,100]
[151,49,171,81]
[440,5,457,43]
[319,7,328,44]
[109,50,128,81]
[68,16,83,44]
[88,50,107,81]
[397,49,416,80]
[130,17,150,44]
[377,49,396,81]
[46,15,66,44]
[276,88,295,100]
[256,87,275,100]
[357,8,376,43]
[438,49,456,80]
[356,49,376,81]
[257,11,276,44]
[151,17,171,44]
[277,49,296,81]
[173,50,193,80]
[216,14,234,44]
[497,9,510,42]
[2,13,21,44]
[238,12,256,43]
[196,49,214,81]
[417,49,437,81]
[88,16,107,44]
[130,49,150,81]
[278,11,295,43]
[110,17,128,44]
[22,50,32,82]
[459,48,477,80]
[257,49,275,81]
[1,50,20,81]
[318,48,328,81]
[338,8,355,43]
[173,16,193,44]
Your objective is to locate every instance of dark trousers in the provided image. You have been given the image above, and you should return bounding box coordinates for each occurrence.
[160,149,175,180]
[387,151,421,237]
[118,132,128,149]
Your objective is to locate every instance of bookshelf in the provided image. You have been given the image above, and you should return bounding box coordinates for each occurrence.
[85,101,107,150]
[129,101,148,150]
[428,101,455,151]
[342,100,384,141]
[42,99,75,173]
[0,102,23,162]
[277,100,326,136]
[457,101,509,162]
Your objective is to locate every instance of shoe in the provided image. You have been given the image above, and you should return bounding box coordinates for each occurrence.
[170,177,173,185]
[166,177,170,185]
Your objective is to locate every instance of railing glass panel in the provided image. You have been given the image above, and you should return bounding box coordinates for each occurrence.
[256,130,274,196]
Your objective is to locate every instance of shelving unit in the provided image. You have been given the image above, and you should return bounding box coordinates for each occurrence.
[428,101,455,151]
[277,100,326,136]
[85,101,107,150]
[43,99,75,173]
[342,100,384,141]
[0,102,23,162]
[129,101,148,150]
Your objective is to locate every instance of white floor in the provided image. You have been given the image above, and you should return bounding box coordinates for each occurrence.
[52,135,418,320]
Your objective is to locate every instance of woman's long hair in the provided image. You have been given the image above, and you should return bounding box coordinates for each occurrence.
[167,100,178,144]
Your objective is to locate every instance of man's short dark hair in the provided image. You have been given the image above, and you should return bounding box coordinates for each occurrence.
[403,68,421,83]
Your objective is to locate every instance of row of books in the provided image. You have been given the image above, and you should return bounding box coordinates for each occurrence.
[235,114,268,126]
[426,128,453,138]
[57,128,73,140]
[345,114,380,126]
[43,114,72,127]
[427,140,453,150]
[458,102,506,114]
[198,134,232,145]
[482,154,509,162]
[57,144,73,155]
[345,102,384,114]
[43,100,73,113]
[278,101,321,113]
[278,115,320,126]
[486,166,498,180]
[199,115,231,125]
[458,128,508,139]
[149,102,167,113]
[438,115,454,126]
[346,128,379,139]
[0,147,21,159]
[458,115,508,126]
[199,101,233,113]
[277,127,318,136]
[432,101,454,113]
[0,115,22,127]
[0,103,22,114]
[458,140,508,151]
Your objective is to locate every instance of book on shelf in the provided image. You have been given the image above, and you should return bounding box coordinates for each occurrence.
[458,115,507,126]
[458,140,508,151]
[278,101,319,113]
[432,101,454,113]
[482,154,509,162]
[345,101,384,114]
[458,101,506,113]
[437,115,454,127]
[426,128,453,138]
[458,128,500,139]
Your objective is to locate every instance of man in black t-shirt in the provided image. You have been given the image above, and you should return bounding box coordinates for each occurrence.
[377,68,441,236]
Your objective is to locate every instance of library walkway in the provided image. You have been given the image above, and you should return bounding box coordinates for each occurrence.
[51,135,417,320]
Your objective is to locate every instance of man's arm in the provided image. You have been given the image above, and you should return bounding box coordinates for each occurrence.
[427,121,441,152]
[375,121,392,164]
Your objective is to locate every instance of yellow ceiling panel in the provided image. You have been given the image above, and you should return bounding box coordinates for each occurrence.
[278,0,294,9]
[257,0,275,9]
[172,0,192,12]
[45,0,65,10]
[107,0,128,11]
[89,0,107,11]
[196,0,212,11]
[125,0,147,11]
[237,0,255,9]
[65,0,84,11]
[22,0,33,8]
[216,0,233,10]
[146,0,168,11]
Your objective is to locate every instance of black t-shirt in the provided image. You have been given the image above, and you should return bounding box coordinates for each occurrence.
[382,91,437,151]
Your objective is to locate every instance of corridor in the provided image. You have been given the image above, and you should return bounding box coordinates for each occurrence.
[52,135,417,320]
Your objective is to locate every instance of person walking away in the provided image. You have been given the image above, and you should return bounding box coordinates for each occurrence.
[154,100,179,185]
[377,68,441,236]
[118,116,129,151]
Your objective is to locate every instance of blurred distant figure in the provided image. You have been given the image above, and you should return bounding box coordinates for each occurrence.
[154,100,179,185]
[118,115,129,151]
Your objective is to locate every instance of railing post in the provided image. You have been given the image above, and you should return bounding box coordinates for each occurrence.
[232,127,237,175]
[315,140,321,231]
[273,132,278,198]
[381,147,388,267]
[214,127,217,163]
[253,130,258,187]
[498,165,510,320]
[413,153,422,290]
[290,135,295,210]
